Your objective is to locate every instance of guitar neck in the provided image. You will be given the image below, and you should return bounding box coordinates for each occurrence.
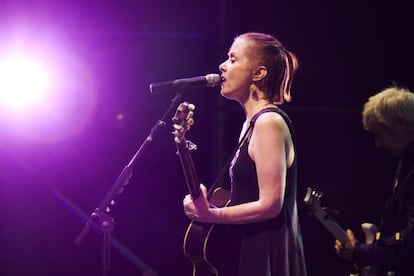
[304,187,348,244]
[176,141,201,200]
[316,214,348,244]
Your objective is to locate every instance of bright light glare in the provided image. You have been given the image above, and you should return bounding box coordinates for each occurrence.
[0,31,98,144]
[0,53,50,113]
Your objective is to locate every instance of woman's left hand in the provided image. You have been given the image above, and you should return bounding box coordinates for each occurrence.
[183,184,211,222]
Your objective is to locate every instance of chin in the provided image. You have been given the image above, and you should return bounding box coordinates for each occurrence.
[220,89,231,98]
[221,92,235,101]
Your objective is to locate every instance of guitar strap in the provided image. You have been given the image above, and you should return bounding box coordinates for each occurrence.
[207,107,280,199]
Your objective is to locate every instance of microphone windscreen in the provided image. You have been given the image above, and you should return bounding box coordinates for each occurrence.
[205,74,221,87]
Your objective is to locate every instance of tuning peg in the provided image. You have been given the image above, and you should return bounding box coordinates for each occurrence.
[186,118,194,129]
[187,103,195,111]
[173,124,184,131]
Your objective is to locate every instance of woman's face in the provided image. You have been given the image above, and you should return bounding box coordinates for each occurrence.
[218,37,257,102]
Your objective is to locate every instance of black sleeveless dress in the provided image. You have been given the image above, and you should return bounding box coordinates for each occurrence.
[229,107,307,276]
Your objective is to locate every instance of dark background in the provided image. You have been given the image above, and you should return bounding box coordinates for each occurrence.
[0,0,413,275]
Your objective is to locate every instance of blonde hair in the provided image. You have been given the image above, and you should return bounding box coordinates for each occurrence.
[236,32,299,104]
[362,86,414,133]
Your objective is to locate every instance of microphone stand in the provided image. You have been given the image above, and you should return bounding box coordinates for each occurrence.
[75,93,183,276]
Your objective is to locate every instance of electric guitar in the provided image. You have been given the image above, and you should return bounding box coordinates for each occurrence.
[303,187,348,244]
[304,187,384,276]
[172,102,235,276]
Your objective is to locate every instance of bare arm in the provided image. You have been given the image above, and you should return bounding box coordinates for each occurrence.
[183,112,290,224]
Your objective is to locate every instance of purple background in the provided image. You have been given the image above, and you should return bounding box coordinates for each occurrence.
[0,0,413,275]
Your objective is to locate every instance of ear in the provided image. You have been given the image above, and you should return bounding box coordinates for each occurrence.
[252,66,267,81]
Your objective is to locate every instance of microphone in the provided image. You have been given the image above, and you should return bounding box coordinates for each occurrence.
[149,74,221,94]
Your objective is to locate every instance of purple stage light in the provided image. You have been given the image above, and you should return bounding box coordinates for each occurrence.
[0,53,51,114]
[0,37,98,143]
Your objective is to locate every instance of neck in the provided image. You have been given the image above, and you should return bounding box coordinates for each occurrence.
[238,84,276,121]
[241,98,275,122]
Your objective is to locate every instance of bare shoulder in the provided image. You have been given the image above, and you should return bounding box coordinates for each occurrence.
[254,111,288,132]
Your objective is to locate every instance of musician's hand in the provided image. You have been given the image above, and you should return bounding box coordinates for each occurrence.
[183,184,211,222]
[335,229,358,261]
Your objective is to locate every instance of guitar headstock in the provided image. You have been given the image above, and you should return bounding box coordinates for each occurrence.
[304,187,348,243]
[172,102,195,144]
[304,187,323,210]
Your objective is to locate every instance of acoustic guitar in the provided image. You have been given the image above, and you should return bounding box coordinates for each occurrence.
[172,102,235,276]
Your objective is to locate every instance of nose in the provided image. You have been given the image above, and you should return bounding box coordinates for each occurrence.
[219,61,226,72]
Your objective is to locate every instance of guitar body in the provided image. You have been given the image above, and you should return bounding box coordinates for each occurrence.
[183,188,239,276]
